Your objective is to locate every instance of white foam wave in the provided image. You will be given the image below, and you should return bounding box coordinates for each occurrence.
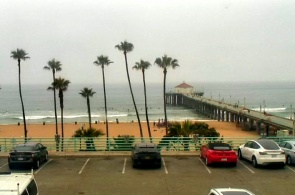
[252,107,286,112]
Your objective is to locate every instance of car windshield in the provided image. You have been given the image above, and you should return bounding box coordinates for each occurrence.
[257,140,280,150]
[213,146,231,150]
[209,143,231,150]
[14,146,35,151]
[137,146,157,152]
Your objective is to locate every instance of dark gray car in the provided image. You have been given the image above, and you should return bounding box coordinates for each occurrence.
[279,140,295,165]
[8,142,48,169]
[131,143,162,168]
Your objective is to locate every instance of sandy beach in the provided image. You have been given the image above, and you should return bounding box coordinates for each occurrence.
[0,120,259,138]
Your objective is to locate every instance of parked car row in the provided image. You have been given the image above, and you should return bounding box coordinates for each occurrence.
[200,138,289,168]
[6,139,294,170]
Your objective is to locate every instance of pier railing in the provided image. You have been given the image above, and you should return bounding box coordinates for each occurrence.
[177,93,295,131]
[1,136,294,153]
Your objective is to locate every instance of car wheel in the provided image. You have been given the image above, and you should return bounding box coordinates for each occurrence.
[34,159,40,169]
[252,156,258,168]
[232,163,237,167]
[205,157,209,166]
[238,149,243,160]
[287,156,292,165]
[157,164,162,169]
[8,163,13,169]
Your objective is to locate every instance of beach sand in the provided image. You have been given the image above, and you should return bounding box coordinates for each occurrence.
[0,120,259,138]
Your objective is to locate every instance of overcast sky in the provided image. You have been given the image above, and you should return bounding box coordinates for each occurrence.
[1,0,295,85]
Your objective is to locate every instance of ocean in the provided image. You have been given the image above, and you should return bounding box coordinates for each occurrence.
[0,81,295,125]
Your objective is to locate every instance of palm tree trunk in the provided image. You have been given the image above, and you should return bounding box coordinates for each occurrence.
[61,107,64,151]
[124,52,143,138]
[59,90,64,151]
[163,68,168,135]
[142,70,152,142]
[52,72,59,151]
[18,59,27,140]
[102,66,110,150]
[87,97,92,129]
[52,72,58,136]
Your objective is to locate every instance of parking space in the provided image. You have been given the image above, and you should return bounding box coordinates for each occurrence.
[1,156,295,194]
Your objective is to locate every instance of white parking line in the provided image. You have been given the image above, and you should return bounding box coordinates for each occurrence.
[198,158,211,174]
[0,163,8,169]
[78,158,90,174]
[238,160,255,174]
[35,159,53,174]
[286,166,295,173]
[162,157,168,174]
[122,158,127,174]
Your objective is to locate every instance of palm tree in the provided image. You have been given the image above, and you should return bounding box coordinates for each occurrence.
[73,127,104,151]
[10,49,30,139]
[43,59,62,137]
[79,88,96,129]
[50,77,70,151]
[93,55,113,148]
[155,55,179,135]
[133,60,152,141]
[115,41,143,138]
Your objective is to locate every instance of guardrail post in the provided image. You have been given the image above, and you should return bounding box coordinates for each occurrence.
[74,138,77,152]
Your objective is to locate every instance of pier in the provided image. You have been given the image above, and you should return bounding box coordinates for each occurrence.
[166,92,295,136]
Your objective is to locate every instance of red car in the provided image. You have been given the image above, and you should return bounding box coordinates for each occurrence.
[200,142,237,166]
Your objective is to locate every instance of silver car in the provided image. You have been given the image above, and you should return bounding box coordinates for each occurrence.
[279,140,295,165]
[208,188,255,195]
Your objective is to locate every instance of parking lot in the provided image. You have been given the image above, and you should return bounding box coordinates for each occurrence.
[1,155,295,194]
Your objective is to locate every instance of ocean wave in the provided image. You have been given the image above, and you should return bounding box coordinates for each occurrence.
[14,114,137,120]
[108,114,128,118]
[252,107,286,112]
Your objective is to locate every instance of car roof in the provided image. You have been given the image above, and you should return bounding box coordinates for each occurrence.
[0,172,36,194]
[135,143,157,147]
[254,139,275,144]
[211,188,255,195]
[282,140,295,144]
[208,142,230,147]
[15,142,39,147]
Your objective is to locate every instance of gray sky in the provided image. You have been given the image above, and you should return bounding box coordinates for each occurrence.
[1,0,295,85]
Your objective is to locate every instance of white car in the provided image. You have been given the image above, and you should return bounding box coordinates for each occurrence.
[238,139,285,167]
[0,170,39,195]
[208,188,255,195]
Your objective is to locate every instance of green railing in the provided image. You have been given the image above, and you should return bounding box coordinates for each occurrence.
[0,136,294,152]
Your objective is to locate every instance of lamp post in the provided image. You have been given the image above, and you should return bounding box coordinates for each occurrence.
[263,100,266,112]
[291,104,293,120]
[293,120,294,137]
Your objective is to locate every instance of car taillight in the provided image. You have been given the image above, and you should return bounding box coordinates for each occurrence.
[259,152,267,155]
